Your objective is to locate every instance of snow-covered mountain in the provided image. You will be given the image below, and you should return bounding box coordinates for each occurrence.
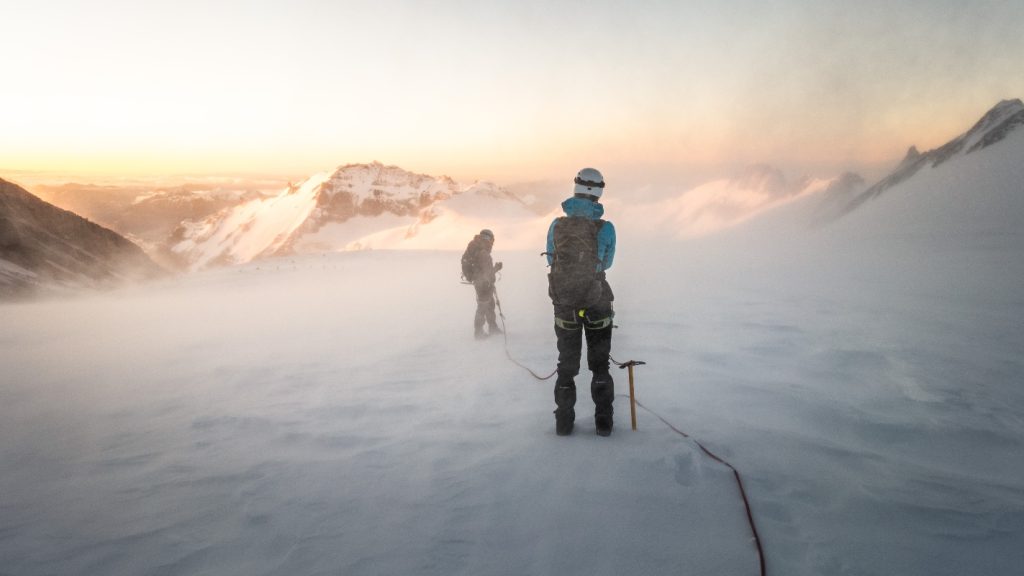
[167,161,869,268]
[824,109,1024,253]
[0,178,164,298]
[843,98,1024,215]
[168,162,535,270]
[699,99,1024,247]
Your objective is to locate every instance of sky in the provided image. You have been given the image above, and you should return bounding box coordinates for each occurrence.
[2,0,1022,184]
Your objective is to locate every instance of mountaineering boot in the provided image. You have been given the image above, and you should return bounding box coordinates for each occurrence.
[488,325,503,336]
[474,326,486,340]
[592,372,614,436]
[554,376,577,436]
[556,410,574,436]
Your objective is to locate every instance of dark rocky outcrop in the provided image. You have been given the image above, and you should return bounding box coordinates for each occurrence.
[0,178,164,298]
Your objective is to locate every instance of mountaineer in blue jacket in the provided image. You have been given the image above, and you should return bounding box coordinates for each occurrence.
[545,167,617,437]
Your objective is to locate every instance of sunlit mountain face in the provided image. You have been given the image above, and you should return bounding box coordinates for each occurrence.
[163,162,537,270]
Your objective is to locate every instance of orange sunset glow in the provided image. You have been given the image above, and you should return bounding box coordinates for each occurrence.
[3,1,1022,184]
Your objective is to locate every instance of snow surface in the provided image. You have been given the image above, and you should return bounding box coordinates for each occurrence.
[2,222,1023,575]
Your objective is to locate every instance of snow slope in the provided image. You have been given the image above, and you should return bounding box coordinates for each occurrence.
[2,234,1022,575]
[170,171,333,269]
[700,99,1024,253]
[844,98,1024,213]
[0,251,758,575]
[826,122,1024,250]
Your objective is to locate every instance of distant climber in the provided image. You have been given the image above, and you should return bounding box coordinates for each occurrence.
[545,168,617,437]
[461,229,503,339]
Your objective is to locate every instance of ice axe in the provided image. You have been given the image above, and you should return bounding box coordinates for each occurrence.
[617,359,646,431]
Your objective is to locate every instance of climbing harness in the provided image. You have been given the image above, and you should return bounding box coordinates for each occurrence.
[492,287,767,576]
[554,309,614,331]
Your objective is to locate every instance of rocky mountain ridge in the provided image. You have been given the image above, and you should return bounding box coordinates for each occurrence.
[0,178,164,298]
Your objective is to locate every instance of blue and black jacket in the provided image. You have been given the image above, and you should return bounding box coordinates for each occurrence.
[545,196,616,272]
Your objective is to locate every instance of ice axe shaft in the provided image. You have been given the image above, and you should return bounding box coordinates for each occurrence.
[628,366,637,430]
[617,360,646,431]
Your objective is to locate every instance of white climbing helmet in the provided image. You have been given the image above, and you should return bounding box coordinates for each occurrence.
[573,167,605,199]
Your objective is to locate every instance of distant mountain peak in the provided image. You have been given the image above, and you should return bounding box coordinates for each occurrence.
[980,98,1024,120]
[966,99,1024,154]
[168,163,527,270]
[843,98,1024,214]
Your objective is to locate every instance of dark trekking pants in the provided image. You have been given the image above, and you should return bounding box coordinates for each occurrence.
[553,303,614,422]
[474,281,498,331]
